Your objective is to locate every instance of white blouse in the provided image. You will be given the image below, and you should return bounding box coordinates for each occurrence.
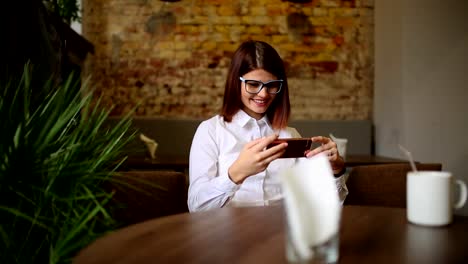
[188,110,348,212]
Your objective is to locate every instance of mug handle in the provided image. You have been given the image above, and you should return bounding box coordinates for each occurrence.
[453,179,468,209]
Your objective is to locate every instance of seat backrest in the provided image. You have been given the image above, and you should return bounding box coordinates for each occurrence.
[108,170,189,226]
[344,163,442,208]
[104,117,373,159]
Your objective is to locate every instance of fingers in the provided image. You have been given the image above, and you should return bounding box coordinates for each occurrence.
[260,135,289,159]
[265,149,286,163]
[306,136,338,158]
[248,134,286,165]
[237,134,284,168]
[244,137,265,149]
[305,136,345,173]
[254,133,280,151]
[252,147,286,174]
[244,133,278,151]
[311,136,330,144]
[327,148,337,160]
[230,135,286,183]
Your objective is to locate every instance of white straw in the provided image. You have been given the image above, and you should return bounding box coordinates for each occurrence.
[398,144,418,172]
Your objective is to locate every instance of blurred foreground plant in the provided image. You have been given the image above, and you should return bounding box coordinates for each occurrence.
[0,65,135,263]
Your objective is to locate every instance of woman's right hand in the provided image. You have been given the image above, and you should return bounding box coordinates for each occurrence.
[228,134,287,184]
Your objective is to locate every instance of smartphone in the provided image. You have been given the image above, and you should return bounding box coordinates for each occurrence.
[266,138,317,158]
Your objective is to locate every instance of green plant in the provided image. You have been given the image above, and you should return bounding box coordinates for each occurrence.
[0,65,135,263]
[43,0,81,24]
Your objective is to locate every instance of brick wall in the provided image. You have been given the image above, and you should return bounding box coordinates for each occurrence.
[82,0,374,120]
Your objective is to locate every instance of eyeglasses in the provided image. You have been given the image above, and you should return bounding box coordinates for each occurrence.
[239,77,283,94]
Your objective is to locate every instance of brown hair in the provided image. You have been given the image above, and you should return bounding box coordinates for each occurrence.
[220,40,290,129]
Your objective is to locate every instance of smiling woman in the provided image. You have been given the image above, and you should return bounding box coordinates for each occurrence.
[239,69,281,120]
[221,41,290,128]
[187,40,348,212]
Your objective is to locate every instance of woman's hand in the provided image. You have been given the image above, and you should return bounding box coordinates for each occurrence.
[306,136,345,174]
[228,134,287,184]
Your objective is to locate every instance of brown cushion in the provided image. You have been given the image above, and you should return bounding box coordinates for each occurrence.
[344,163,442,208]
[107,170,189,226]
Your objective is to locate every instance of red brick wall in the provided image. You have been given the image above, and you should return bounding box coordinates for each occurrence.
[82,0,374,120]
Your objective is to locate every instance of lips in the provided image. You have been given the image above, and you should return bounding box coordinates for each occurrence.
[252,98,268,107]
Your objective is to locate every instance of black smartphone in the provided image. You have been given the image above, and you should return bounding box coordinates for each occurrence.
[266,138,317,158]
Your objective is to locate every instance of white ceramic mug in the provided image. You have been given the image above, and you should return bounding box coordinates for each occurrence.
[329,134,347,160]
[407,171,467,226]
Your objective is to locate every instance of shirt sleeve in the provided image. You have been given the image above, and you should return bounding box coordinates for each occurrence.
[335,170,349,204]
[187,120,240,212]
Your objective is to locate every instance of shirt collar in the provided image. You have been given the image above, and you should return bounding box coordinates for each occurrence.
[232,110,271,128]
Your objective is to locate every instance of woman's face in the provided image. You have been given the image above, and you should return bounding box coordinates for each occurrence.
[240,69,279,120]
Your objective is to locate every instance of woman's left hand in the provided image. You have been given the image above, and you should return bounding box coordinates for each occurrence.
[305,136,345,174]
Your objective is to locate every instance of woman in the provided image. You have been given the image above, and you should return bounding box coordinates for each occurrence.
[188,40,347,212]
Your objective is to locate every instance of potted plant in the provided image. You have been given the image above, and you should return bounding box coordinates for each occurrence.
[0,2,152,262]
[42,0,81,25]
[0,64,135,263]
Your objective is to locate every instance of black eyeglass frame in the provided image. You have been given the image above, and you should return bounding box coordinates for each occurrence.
[239,77,284,94]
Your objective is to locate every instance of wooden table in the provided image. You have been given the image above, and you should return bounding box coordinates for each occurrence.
[121,155,189,172]
[344,154,408,167]
[73,205,468,264]
[121,154,408,172]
